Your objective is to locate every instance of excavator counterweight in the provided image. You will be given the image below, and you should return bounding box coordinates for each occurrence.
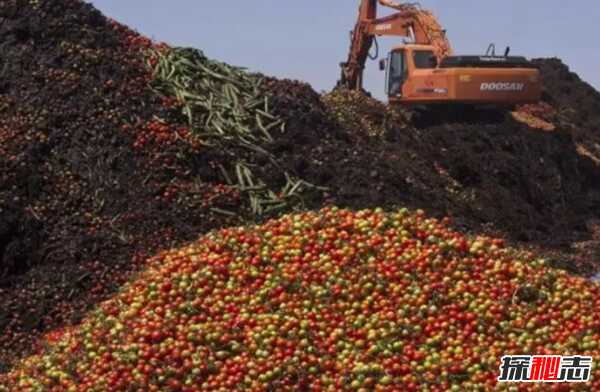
[340,0,541,105]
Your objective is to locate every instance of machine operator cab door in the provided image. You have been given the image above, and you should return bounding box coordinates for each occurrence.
[382,46,439,102]
[384,49,408,97]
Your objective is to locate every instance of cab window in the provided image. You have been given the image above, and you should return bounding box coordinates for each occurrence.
[413,50,437,69]
[386,50,407,96]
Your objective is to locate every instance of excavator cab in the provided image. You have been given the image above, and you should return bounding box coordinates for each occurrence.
[385,46,444,97]
[383,45,444,100]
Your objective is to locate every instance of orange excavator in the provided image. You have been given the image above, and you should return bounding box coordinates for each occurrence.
[339,0,541,105]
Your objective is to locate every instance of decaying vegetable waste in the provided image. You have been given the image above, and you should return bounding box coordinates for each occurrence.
[0,0,599,390]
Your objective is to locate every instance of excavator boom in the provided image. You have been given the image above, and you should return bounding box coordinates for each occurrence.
[340,0,451,90]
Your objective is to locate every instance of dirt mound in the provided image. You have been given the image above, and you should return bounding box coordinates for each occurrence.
[534,58,600,165]
[1,0,599,373]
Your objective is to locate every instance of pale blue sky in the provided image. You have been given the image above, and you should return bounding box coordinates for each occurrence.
[88,1,599,99]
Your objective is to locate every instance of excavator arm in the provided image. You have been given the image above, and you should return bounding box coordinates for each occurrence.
[340,0,452,90]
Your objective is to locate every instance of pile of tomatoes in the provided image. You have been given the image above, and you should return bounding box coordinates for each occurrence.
[2,207,599,391]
